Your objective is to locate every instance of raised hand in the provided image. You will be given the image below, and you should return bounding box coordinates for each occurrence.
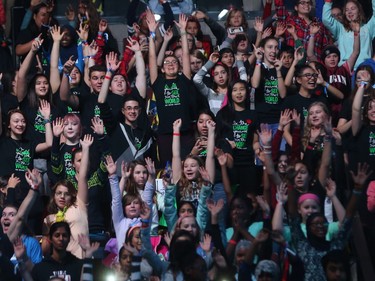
[199,166,211,184]
[257,123,272,146]
[216,149,228,166]
[91,117,104,135]
[76,23,89,41]
[261,27,272,39]
[121,161,132,180]
[85,40,99,57]
[39,100,51,120]
[126,38,141,53]
[7,174,21,188]
[206,119,216,134]
[286,23,296,37]
[175,13,188,32]
[145,8,158,32]
[145,157,156,180]
[80,134,94,149]
[255,195,270,214]
[274,58,282,71]
[253,44,264,61]
[325,178,337,199]
[350,163,373,190]
[51,25,64,42]
[140,202,151,220]
[25,168,42,190]
[275,21,286,37]
[99,19,108,33]
[276,182,288,204]
[294,46,304,63]
[13,237,27,260]
[31,34,43,53]
[173,118,182,132]
[163,232,171,247]
[253,17,264,33]
[63,56,75,75]
[106,52,121,73]
[53,117,64,137]
[209,52,220,63]
[291,109,300,126]
[199,234,212,253]
[207,199,224,216]
[78,233,100,258]
[279,109,292,129]
[105,155,117,176]
[309,22,320,35]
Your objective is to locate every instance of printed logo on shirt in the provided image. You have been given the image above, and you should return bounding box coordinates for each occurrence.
[329,75,347,85]
[163,83,181,107]
[64,152,76,178]
[232,120,250,149]
[264,77,279,104]
[50,271,71,281]
[34,111,47,133]
[369,132,375,156]
[303,107,308,119]
[135,137,141,150]
[15,147,31,171]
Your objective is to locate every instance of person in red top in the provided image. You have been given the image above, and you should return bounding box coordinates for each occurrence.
[275,0,333,59]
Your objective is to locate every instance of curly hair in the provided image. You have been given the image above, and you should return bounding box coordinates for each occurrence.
[178,155,205,201]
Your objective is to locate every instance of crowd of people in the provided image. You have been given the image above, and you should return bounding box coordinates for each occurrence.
[0,0,375,280]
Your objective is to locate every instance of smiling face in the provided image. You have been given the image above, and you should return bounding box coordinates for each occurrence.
[294,163,310,190]
[366,100,375,125]
[345,1,360,22]
[262,39,278,65]
[298,199,320,222]
[296,67,318,91]
[213,65,228,87]
[70,67,81,87]
[178,202,195,217]
[33,6,48,29]
[54,185,73,210]
[179,216,198,237]
[1,206,17,234]
[51,226,70,252]
[122,100,140,125]
[132,164,148,187]
[183,157,200,181]
[124,198,141,219]
[131,228,142,251]
[35,76,49,98]
[308,104,327,127]
[295,0,312,16]
[162,56,179,78]
[61,28,73,47]
[231,82,247,106]
[110,74,127,95]
[9,112,26,138]
[308,215,328,239]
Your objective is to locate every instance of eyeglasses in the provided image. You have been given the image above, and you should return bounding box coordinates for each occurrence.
[310,222,329,227]
[124,106,140,111]
[298,1,312,6]
[299,73,318,79]
[163,60,178,65]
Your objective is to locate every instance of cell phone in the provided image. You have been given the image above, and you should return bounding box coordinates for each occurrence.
[228,26,244,35]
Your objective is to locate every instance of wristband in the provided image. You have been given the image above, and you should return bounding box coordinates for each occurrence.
[150,31,156,39]
[141,219,150,224]
[354,31,359,36]
[83,55,92,60]
[324,134,332,142]
[173,133,181,136]
[81,40,88,45]
[256,60,262,66]
[107,68,115,75]
[30,184,39,191]
[105,75,112,80]
[262,145,271,149]
[228,239,237,246]
[98,31,103,36]
[180,31,187,36]
[44,119,51,124]
[325,82,329,88]
[263,151,272,154]
[360,81,368,88]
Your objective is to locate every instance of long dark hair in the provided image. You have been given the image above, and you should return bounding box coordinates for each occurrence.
[217,80,250,130]
[27,74,53,108]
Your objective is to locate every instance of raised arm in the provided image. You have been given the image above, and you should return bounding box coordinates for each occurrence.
[284,46,304,87]
[146,9,159,85]
[175,14,191,79]
[77,134,94,207]
[128,38,147,99]
[7,169,41,243]
[172,119,182,184]
[156,29,174,68]
[325,178,345,224]
[16,36,42,102]
[97,52,121,104]
[306,23,320,62]
[346,22,360,73]
[250,44,264,88]
[205,120,216,183]
[318,121,333,187]
[352,80,367,136]
[49,25,64,94]
[275,58,286,98]
[60,58,79,107]
[272,182,288,231]
[35,100,53,153]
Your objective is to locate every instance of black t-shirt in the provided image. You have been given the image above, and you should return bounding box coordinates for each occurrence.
[216,109,257,166]
[282,92,328,126]
[31,253,84,281]
[253,65,284,123]
[152,74,193,134]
